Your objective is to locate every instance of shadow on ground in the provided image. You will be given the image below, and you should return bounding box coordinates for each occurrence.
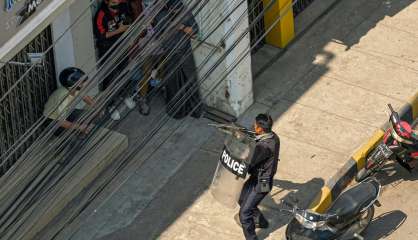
[99,147,220,240]
[257,178,325,239]
[375,162,418,187]
[363,210,407,240]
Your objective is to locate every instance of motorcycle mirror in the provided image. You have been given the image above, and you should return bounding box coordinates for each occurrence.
[385,104,394,118]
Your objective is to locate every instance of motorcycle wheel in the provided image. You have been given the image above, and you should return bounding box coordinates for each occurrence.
[357,205,375,234]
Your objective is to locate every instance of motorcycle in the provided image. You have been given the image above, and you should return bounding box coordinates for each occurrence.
[356,104,418,182]
[282,178,381,240]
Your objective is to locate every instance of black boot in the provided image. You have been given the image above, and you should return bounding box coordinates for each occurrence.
[234,213,269,229]
[254,213,269,229]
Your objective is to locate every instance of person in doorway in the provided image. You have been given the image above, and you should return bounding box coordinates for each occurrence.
[235,114,280,240]
[94,0,131,120]
[94,0,131,59]
[43,67,95,136]
[155,0,202,119]
[124,0,152,115]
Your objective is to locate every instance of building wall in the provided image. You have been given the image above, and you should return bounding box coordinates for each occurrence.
[0,0,75,64]
[0,0,97,107]
[0,0,55,48]
[0,0,253,116]
[0,0,96,82]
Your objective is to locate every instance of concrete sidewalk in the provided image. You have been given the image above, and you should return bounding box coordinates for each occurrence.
[59,0,418,239]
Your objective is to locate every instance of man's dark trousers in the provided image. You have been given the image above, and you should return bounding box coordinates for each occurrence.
[239,177,269,240]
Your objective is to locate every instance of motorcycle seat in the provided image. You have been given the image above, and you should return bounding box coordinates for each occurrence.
[327,181,379,222]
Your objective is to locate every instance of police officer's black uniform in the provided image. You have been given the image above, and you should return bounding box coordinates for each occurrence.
[238,132,280,240]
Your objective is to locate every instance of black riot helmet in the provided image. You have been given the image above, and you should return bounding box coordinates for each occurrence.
[255,113,273,133]
[59,67,86,89]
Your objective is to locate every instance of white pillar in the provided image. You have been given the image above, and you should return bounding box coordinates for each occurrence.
[223,0,254,116]
[52,9,76,80]
[193,0,254,117]
[68,0,97,73]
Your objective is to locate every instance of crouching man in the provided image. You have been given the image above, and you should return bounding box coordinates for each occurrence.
[43,67,95,136]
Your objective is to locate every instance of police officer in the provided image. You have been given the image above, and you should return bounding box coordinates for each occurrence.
[235,113,280,240]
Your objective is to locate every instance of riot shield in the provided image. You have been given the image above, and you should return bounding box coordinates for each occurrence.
[210,124,256,208]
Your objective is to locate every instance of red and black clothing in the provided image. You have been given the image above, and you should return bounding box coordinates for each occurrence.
[94,3,131,91]
[94,3,130,58]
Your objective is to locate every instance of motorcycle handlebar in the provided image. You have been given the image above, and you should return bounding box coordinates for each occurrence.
[387,103,401,126]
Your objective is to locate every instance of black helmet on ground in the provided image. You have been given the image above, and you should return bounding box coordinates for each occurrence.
[59,67,86,89]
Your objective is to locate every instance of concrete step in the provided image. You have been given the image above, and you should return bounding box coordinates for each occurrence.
[0,128,128,240]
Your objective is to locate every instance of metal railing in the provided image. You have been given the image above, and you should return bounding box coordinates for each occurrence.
[247,0,265,53]
[246,0,316,51]
[293,0,315,17]
[0,26,57,175]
